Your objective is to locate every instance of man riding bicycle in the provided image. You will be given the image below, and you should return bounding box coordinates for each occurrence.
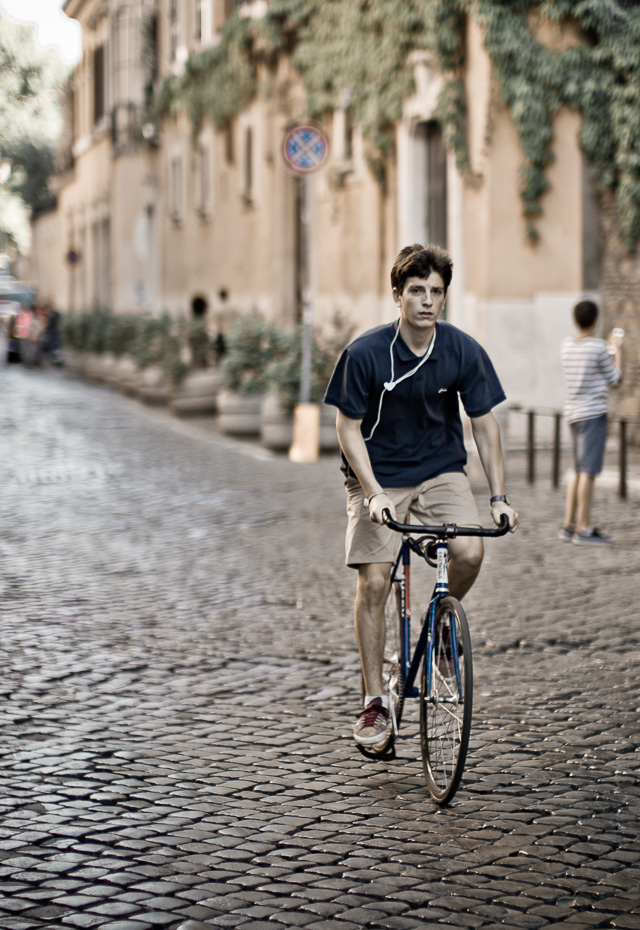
[324,244,519,750]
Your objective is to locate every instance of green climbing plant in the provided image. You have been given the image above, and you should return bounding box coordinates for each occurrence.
[432,0,640,246]
[263,0,437,181]
[149,1,640,247]
[151,14,256,135]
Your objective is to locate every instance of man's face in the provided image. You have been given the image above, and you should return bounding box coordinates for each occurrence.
[393,272,446,337]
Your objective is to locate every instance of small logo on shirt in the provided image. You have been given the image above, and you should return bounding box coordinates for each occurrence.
[438,387,448,393]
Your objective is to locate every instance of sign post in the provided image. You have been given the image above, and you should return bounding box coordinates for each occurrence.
[280,121,330,463]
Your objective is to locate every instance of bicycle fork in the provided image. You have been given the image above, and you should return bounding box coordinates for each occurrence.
[426,540,464,703]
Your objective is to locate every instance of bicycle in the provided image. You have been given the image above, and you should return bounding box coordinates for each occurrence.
[361,510,509,806]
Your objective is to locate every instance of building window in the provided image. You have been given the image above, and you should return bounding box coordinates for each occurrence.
[93,45,105,124]
[91,216,111,308]
[170,154,184,222]
[224,118,234,164]
[196,137,213,218]
[102,216,111,309]
[194,0,212,41]
[243,125,253,204]
[80,225,87,310]
[112,7,141,106]
[169,0,180,63]
[582,159,603,290]
[412,119,447,248]
[333,90,355,172]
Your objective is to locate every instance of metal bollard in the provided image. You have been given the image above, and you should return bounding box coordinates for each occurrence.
[527,411,535,484]
[552,412,561,489]
[619,420,627,499]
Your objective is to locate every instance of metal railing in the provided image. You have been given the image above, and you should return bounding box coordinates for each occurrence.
[509,406,634,499]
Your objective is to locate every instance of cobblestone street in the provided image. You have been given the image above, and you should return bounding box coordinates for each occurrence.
[1,365,639,930]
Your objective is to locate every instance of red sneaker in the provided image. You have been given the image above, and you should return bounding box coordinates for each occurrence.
[354,698,390,747]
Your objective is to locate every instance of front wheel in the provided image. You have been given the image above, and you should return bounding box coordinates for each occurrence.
[420,596,472,805]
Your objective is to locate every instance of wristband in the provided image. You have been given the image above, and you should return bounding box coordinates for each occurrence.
[364,490,385,509]
[490,494,509,505]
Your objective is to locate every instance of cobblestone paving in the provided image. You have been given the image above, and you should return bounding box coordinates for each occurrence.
[1,366,639,930]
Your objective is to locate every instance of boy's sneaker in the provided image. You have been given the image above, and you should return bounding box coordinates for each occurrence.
[354,698,390,747]
[572,527,612,546]
[558,524,575,541]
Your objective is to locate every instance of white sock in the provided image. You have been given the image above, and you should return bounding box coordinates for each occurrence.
[365,694,389,709]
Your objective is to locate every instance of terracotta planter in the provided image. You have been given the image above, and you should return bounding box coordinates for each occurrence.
[82,353,115,382]
[62,349,87,376]
[260,395,339,452]
[112,355,140,395]
[136,365,171,406]
[171,368,221,415]
[217,389,263,435]
[320,404,339,451]
[260,393,293,450]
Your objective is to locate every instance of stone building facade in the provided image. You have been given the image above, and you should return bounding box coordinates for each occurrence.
[30,0,611,417]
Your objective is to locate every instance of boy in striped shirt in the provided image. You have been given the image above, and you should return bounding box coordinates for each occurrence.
[560,299,623,545]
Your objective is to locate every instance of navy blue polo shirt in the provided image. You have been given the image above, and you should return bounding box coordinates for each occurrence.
[324,320,506,486]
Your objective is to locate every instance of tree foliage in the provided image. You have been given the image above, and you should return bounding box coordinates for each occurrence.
[0,11,67,250]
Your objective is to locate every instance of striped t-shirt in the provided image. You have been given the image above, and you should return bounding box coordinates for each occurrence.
[561,336,621,423]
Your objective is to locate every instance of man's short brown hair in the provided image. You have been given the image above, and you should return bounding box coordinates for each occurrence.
[390,244,454,294]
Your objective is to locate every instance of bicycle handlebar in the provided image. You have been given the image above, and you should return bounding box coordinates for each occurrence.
[382,510,510,538]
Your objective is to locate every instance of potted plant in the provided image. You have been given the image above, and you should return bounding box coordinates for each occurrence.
[105,313,141,394]
[218,310,284,435]
[74,308,114,382]
[130,313,173,405]
[61,311,88,376]
[262,317,351,451]
[170,317,221,415]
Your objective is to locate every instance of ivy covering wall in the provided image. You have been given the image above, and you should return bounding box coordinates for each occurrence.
[152,15,255,132]
[151,0,640,248]
[460,0,640,246]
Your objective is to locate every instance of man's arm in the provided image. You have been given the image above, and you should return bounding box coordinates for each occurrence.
[335,410,396,524]
[470,411,519,532]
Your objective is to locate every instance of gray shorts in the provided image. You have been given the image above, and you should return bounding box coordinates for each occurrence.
[570,414,607,476]
[345,471,480,567]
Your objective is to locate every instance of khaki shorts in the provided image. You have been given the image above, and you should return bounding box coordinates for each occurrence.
[345,471,480,568]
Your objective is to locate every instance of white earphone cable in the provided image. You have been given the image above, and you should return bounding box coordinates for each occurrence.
[363,323,437,442]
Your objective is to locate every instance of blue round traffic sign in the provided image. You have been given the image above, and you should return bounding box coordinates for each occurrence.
[281,121,330,175]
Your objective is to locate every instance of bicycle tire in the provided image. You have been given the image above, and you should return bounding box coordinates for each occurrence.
[420,596,472,805]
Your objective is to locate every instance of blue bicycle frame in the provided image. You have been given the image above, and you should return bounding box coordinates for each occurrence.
[390,535,463,710]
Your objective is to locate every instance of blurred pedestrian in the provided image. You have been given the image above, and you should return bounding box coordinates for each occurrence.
[15,304,34,365]
[6,312,20,363]
[33,302,53,365]
[46,306,63,365]
[28,302,48,366]
[0,310,8,366]
[559,299,623,546]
